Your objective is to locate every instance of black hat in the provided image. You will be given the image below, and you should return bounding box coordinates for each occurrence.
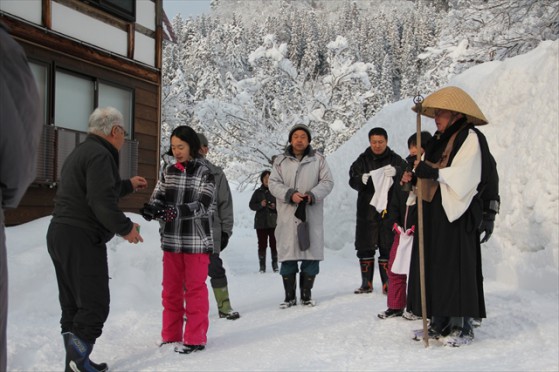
[260,170,271,183]
[166,126,201,158]
[288,124,312,143]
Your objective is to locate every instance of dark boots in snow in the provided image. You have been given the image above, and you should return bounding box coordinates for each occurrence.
[271,255,279,272]
[280,273,297,309]
[378,258,389,295]
[259,255,266,273]
[300,272,316,306]
[63,332,108,372]
[354,259,374,294]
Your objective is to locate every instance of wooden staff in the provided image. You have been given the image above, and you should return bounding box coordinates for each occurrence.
[413,94,429,347]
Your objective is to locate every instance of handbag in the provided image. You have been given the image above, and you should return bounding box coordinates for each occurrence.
[297,220,310,251]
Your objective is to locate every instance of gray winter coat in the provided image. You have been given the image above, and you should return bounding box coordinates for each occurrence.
[202,159,234,253]
[269,145,334,262]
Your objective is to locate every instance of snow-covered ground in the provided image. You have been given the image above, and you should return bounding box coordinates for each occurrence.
[5,41,558,371]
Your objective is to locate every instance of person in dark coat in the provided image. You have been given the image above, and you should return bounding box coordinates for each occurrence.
[348,127,408,294]
[0,23,42,371]
[47,107,146,370]
[249,170,278,273]
[402,86,499,347]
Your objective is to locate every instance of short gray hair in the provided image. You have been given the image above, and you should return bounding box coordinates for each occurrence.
[88,107,123,135]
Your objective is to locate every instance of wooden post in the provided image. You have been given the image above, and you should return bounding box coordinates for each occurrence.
[413,94,429,347]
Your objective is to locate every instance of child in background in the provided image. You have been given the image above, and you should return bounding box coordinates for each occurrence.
[249,170,278,273]
[377,131,432,320]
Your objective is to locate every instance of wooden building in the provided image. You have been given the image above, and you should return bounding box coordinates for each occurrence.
[1,0,170,225]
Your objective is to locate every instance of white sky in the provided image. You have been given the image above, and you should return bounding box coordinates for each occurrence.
[5,40,558,371]
[163,0,212,19]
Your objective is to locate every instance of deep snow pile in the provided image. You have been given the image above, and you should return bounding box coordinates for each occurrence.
[5,41,558,371]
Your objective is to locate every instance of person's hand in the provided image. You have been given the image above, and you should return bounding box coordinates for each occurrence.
[384,166,397,177]
[291,192,307,204]
[261,199,267,207]
[362,173,371,185]
[479,212,496,243]
[123,223,143,244]
[155,206,178,222]
[221,232,230,251]
[414,161,439,180]
[130,176,148,191]
[268,201,276,209]
[400,170,414,185]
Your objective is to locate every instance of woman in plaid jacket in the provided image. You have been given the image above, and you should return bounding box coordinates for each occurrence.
[145,126,215,354]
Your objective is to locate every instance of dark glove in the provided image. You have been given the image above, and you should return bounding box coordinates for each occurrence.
[140,203,160,221]
[221,232,230,251]
[479,211,496,243]
[295,198,307,222]
[155,206,178,223]
[414,161,439,180]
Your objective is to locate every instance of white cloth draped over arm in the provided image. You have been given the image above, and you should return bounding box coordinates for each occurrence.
[438,130,482,222]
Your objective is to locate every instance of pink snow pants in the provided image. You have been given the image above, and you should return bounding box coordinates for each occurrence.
[161,251,210,345]
[387,234,407,310]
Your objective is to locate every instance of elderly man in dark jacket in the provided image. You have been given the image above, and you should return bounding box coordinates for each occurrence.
[47,107,146,371]
[0,23,42,371]
[349,127,407,295]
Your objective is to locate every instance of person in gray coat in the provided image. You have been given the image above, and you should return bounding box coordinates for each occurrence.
[198,133,240,320]
[269,124,334,308]
[0,23,42,371]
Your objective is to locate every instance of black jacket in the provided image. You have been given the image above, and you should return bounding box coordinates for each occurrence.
[249,185,277,229]
[51,134,134,242]
[349,146,407,219]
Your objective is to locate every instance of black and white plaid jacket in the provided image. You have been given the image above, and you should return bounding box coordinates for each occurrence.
[149,158,215,254]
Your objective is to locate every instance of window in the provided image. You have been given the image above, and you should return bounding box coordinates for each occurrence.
[28,62,48,126]
[54,69,133,136]
[55,70,95,131]
[99,81,133,138]
[81,0,135,22]
[31,64,137,186]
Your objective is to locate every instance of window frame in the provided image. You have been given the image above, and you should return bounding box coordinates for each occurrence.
[28,59,137,186]
[80,0,136,22]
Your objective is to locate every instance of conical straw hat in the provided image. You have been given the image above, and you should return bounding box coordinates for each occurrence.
[412,86,488,125]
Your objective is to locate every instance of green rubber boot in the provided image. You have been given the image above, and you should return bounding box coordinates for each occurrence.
[213,286,240,320]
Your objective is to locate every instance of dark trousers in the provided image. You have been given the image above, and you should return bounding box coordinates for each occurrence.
[256,228,277,258]
[355,217,393,260]
[47,222,110,344]
[279,260,320,276]
[208,253,227,288]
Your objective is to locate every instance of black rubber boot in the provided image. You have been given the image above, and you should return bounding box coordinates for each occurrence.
[279,274,297,309]
[354,259,374,294]
[271,256,279,272]
[259,255,266,273]
[64,332,108,372]
[300,272,316,306]
[378,258,389,295]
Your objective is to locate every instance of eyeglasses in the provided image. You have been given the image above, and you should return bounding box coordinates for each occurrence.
[114,125,128,137]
